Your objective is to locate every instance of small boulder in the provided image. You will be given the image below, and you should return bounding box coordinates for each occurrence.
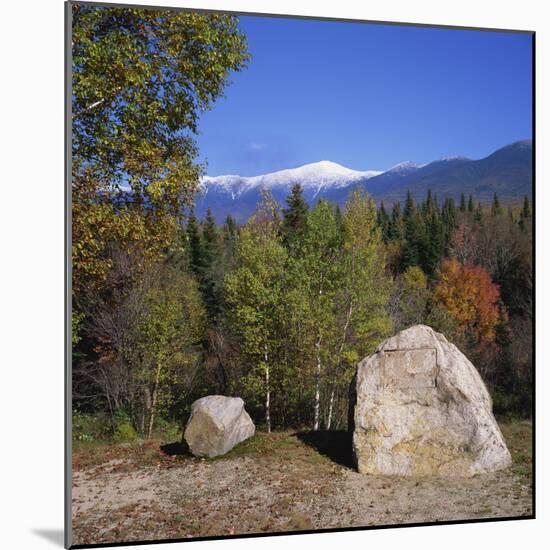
[352,325,512,477]
[184,395,255,458]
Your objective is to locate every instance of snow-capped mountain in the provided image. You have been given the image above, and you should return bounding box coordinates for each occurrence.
[200,160,381,199]
[195,140,532,223]
[384,161,423,173]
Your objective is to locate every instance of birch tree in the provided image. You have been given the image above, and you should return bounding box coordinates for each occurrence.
[326,189,392,429]
[299,200,341,431]
[224,192,286,432]
[137,269,205,437]
[89,262,205,436]
[71,6,249,348]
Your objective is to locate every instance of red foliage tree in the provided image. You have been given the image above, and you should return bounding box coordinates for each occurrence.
[433,257,504,344]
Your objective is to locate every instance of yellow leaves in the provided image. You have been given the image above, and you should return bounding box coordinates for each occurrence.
[403,266,427,291]
[341,349,359,366]
[72,6,248,195]
[72,173,182,296]
[72,311,85,345]
[343,188,378,244]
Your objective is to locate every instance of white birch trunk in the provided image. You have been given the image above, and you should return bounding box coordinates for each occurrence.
[147,362,162,439]
[326,386,335,430]
[264,344,271,433]
[313,273,324,431]
[313,332,322,431]
[327,301,353,431]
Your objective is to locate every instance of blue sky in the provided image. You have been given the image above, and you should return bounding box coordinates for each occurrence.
[196,16,532,177]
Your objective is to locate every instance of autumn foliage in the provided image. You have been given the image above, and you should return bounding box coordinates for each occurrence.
[433,257,504,344]
[71,4,533,439]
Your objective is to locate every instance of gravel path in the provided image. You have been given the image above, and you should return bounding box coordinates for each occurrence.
[72,424,532,546]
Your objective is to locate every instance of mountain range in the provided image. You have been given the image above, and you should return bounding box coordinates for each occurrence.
[195,140,532,223]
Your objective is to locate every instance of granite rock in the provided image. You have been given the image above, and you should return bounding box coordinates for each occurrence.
[184,395,255,458]
[352,325,512,477]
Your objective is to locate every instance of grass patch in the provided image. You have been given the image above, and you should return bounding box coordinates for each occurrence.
[500,419,532,480]
[72,410,182,447]
[73,437,114,454]
[74,421,531,482]
[208,432,306,461]
[73,428,344,475]
[73,431,308,470]
[206,431,344,471]
[73,437,192,471]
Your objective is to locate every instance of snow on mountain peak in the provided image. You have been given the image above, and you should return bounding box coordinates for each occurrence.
[386,161,421,173]
[438,155,469,162]
[201,161,382,198]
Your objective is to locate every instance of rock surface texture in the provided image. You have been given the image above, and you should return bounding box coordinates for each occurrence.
[184,395,255,458]
[352,325,512,477]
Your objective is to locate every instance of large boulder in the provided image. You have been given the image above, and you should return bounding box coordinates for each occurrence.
[351,325,512,477]
[184,395,255,458]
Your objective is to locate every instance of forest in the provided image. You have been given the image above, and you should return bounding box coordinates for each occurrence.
[73,183,533,440]
[71,6,533,443]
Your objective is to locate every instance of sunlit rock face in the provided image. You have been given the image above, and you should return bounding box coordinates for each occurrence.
[184,396,255,458]
[351,325,512,477]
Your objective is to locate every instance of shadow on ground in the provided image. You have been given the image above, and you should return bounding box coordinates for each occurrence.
[32,528,64,547]
[160,440,190,456]
[296,430,355,469]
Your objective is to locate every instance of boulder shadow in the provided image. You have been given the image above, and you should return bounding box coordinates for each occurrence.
[296,430,355,469]
[160,439,191,457]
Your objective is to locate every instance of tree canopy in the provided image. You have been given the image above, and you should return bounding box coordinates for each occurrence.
[71,5,250,299]
[72,5,249,209]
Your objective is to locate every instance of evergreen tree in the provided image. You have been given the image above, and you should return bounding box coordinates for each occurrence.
[491,192,503,217]
[402,215,424,269]
[402,192,425,270]
[281,183,309,251]
[425,189,435,216]
[186,209,203,277]
[519,196,532,232]
[468,194,474,213]
[474,201,483,223]
[335,204,344,237]
[441,197,458,248]
[423,207,445,277]
[404,190,415,219]
[200,208,223,319]
[459,193,466,213]
[224,214,237,238]
[222,215,238,262]
[388,202,404,241]
[202,208,220,264]
[522,195,531,219]
[377,201,390,240]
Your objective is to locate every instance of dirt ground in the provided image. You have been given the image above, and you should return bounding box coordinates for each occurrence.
[72,421,533,546]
